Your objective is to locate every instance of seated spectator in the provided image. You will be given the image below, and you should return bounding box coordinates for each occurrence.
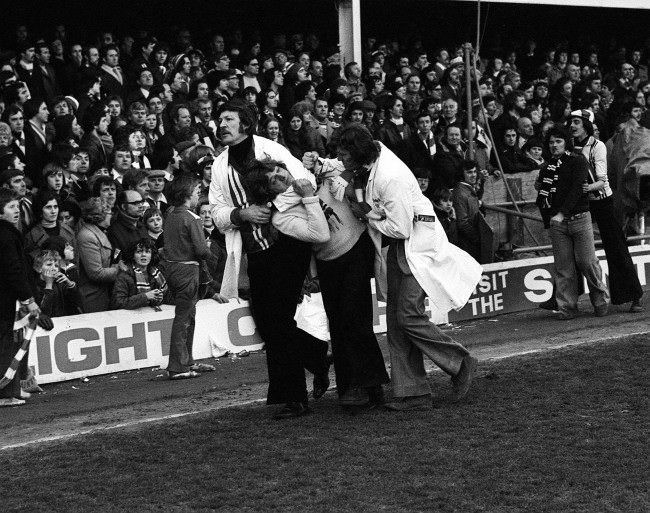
[25,190,76,259]
[76,197,119,312]
[432,187,458,245]
[143,206,164,252]
[110,238,169,310]
[452,160,482,261]
[32,249,82,317]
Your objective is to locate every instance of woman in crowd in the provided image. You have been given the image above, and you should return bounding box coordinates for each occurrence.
[111,237,169,310]
[52,114,82,147]
[76,197,119,313]
[260,117,285,147]
[284,105,325,159]
[257,89,282,127]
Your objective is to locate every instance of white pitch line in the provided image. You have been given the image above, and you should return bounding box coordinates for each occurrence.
[2,332,647,451]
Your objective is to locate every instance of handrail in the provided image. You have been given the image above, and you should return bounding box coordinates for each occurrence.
[512,234,650,254]
[483,204,544,222]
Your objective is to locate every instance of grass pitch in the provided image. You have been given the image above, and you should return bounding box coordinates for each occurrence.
[1,337,647,512]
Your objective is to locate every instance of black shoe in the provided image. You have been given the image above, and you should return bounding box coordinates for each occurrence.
[313,354,332,399]
[273,402,311,420]
[367,385,386,406]
[338,386,370,406]
[539,297,558,311]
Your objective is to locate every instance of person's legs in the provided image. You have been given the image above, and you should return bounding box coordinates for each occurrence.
[166,263,199,374]
[396,272,468,377]
[549,220,579,314]
[386,244,429,398]
[568,214,608,309]
[0,326,21,400]
[317,233,388,395]
[591,198,643,305]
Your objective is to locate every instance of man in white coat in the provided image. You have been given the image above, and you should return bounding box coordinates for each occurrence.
[209,99,329,419]
[305,124,482,410]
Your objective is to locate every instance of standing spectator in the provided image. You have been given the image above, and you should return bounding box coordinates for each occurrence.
[569,109,643,312]
[76,197,119,312]
[23,99,50,184]
[99,44,125,99]
[535,126,609,320]
[431,125,464,190]
[284,106,325,159]
[431,187,458,244]
[0,167,32,233]
[31,249,82,318]
[143,206,164,251]
[377,96,414,166]
[34,41,60,105]
[24,190,76,259]
[163,174,214,380]
[452,160,482,262]
[107,189,148,253]
[0,189,43,407]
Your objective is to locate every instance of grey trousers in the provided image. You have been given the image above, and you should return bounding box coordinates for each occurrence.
[386,242,468,398]
[165,261,199,374]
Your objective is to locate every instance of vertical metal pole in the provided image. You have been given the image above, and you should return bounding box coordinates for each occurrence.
[338,0,362,69]
[464,42,474,159]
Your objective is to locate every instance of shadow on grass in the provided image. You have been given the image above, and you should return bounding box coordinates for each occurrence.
[1,337,648,512]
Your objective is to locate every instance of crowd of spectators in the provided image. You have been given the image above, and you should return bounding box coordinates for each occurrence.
[0,23,648,320]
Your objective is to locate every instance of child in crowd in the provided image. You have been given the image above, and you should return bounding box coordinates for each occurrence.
[143,207,164,252]
[111,238,169,310]
[163,174,214,379]
[32,249,82,318]
[42,235,80,290]
[412,167,431,194]
[196,199,229,303]
[432,187,458,245]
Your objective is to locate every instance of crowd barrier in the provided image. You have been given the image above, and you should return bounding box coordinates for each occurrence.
[30,246,650,385]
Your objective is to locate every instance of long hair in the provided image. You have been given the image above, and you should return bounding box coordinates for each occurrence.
[336,123,379,166]
[242,159,285,205]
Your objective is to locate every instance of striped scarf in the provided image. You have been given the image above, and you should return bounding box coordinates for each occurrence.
[536,154,565,210]
[0,308,36,390]
[134,265,168,305]
[227,164,278,253]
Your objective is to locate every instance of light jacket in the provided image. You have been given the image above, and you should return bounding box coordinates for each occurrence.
[364,143,482,315]
[208,135,316,297]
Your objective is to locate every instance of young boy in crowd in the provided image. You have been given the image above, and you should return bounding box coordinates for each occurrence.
[432,187,458,245]
[163,174,215,379]
[32,249,82,318]
[143,207,164,252]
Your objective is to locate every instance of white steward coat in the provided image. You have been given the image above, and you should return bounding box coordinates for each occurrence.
[208,135,316,298]
[364,143,482,316]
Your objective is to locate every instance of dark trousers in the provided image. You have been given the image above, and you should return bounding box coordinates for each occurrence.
[0,322,21,399]
[165,262,199,373]
[247,233,328,405]
[317,232,389,395]
[591,196,643,305]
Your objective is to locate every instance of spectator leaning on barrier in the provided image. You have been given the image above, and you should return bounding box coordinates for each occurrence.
[111,237,169,310]
[107,189,148,253]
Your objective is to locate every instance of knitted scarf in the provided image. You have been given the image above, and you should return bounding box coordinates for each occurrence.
[134,265,168,305]
[536,153,566,210]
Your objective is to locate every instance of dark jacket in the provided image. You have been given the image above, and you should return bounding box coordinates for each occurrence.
[110,267,169,310]
[163,207,211,263]
[0,220,33,322]
[377,121,414,167]
[452,182,481,261]
[548,153,590,219]
[107,210,148,253]
[431,146,464,190]
[34,279,82,317]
